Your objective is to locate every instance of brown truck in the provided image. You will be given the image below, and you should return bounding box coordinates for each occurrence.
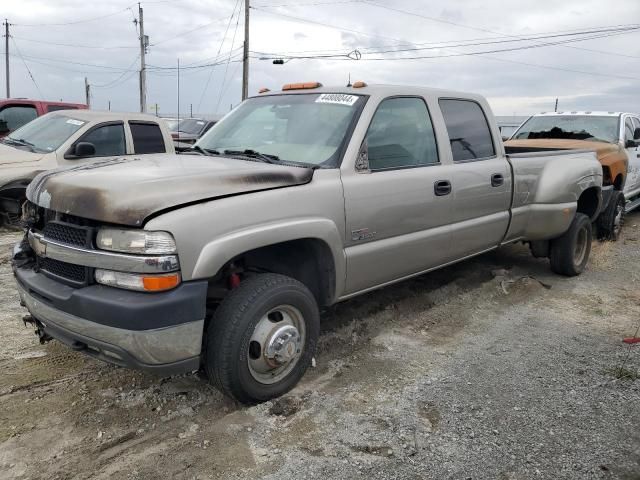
[506,111,640,240]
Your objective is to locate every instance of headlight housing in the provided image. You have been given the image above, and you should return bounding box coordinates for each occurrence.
[96,229,176,255]
[95,269,181,292]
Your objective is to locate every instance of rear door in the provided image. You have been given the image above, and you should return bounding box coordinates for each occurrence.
[623,116,640,197]
[343,96,455,294]
[438,98,511,258]
[129,121,168,154]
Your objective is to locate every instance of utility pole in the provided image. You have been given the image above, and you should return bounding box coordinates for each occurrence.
[177,58,180,124]
[4,19,9,98]
[137,3,148,113]
[241,0,249,100]
[84,77,91,108]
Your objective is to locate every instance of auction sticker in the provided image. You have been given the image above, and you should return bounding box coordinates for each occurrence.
[66,119,85,126]
[315,94,359,106]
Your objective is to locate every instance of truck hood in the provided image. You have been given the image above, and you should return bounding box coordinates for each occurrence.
[504,139,620,159]
[26,154,314,226]
[0,142,46,165]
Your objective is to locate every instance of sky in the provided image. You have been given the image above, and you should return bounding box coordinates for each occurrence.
[2,0,640,117]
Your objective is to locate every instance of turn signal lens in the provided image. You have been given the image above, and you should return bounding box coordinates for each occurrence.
[142,274,181,291]
[95,269,181,292]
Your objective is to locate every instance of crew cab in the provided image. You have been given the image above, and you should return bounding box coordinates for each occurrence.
[0,98,87,138]
[0,110,175,225]
[12,83,602,404]
[505,111,640,240]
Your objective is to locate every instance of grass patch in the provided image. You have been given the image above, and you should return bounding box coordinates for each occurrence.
[609,366,640,380]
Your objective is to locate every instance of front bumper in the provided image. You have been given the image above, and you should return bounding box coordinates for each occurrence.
[14,265,208,375]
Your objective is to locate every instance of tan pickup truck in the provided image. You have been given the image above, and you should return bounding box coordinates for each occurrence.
[506,111,640,240]
[13,83,603,403]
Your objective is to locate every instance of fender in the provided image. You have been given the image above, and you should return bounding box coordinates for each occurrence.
[191,217,346,301]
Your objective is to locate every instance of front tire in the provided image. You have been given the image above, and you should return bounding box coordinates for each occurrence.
[204,273,320,404]
[596,190,625,241]
[549,213,592,276]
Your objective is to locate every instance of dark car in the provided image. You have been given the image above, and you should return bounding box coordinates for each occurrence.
[170,118,217,145]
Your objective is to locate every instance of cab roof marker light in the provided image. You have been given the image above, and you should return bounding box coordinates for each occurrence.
[258,87,270,94]
[352,81,367,88]
[282,82,323,91]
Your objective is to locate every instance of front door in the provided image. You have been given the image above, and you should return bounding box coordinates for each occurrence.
[342,96,455,294]
[623,116,640,198]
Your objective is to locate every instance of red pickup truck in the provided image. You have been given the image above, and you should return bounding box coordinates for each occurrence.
[0,99,88,137]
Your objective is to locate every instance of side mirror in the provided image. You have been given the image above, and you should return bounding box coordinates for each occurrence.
[625,139,639,149]
[0,120,9,134]
[73,142,96,157]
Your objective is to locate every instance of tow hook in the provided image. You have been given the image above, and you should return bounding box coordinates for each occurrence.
[23,314,52,344]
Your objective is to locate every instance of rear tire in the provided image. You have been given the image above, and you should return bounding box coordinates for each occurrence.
[549,213,592,276]
[204,273,319,404]
[596,190,624,241]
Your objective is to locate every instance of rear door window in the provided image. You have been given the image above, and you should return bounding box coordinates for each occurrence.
[129,121,166,154]
[439,99,496,161]
[0,105,38,131]
[364,97,439,171]
[79,123,126,156]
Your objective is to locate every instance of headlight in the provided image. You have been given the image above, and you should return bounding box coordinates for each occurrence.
[96,229,176,254]
[95,269,181,292]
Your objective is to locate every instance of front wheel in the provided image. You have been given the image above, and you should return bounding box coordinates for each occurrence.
[204,273,320,404]
[549,213,592,276]
[596,190,625,241]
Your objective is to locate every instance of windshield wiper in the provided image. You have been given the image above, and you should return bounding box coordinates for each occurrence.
[3,137,36,151]
[223,149,281,164]
[189,145,220,156]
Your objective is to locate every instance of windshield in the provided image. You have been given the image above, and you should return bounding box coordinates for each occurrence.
[512,115,619,144]
[173,118,207,135]
[5,114,86,153]
[196,93,366,167]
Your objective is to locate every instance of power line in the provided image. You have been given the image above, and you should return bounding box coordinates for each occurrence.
[216,0,244,113]
[360,0,640,60]
[10,37,44,97]
[255,25,640,60]
[253,0,362,7]
[197,0,242,110]
[10,36,137,50]
[12,5,135,27]
[93,55,141,88]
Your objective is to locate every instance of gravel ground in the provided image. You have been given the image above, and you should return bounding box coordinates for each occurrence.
[0,214,639,480]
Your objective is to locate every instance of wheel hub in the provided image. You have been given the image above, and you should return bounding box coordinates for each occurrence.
[265,325,301,365]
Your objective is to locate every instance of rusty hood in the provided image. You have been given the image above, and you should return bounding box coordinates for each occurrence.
[26,154,314,226]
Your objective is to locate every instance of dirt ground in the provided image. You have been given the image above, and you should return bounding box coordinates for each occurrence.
[1,214,639,480]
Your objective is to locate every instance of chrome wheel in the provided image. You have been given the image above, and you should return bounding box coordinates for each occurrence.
[573,226,588,266]
[247,305,306,385]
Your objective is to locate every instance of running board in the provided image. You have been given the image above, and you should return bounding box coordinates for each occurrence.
[626,196,640,213]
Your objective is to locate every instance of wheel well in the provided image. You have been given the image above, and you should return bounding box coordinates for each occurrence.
[577,187,600,221]
[613,174,624,190]
[211,238,336,307]
[0,180,30,216]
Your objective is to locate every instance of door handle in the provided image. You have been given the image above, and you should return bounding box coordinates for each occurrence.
[434,180,451,196]
[491,173,504,187]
